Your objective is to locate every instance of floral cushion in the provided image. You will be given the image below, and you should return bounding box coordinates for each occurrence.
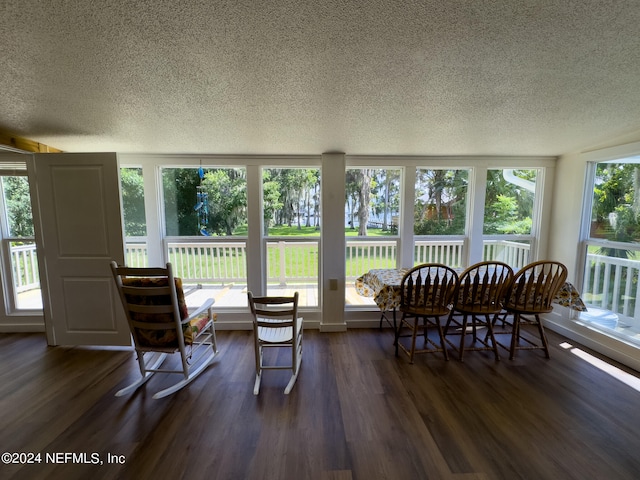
[184,311,217,344]
[122,276,212,348]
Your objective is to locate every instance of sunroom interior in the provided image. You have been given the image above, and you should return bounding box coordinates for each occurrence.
[2,145,640,374]
[2,0,640,376]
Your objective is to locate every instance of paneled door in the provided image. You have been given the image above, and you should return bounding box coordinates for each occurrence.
[30,153,129,345]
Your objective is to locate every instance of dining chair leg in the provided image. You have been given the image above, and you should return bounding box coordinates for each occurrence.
[535,314,551,359]
[443,311,454,335]
[422,316,429,341]
[458,314,468,362]
[394,313,404,357]
[471,315,479,343]
[435,319,449,361]
[408,318,419,364]
[509,313,521,360]
[486,314,500,361]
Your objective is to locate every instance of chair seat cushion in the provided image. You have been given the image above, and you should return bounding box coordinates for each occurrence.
[184,312,216,344]
[122,276,212,348]
[122,276,189,318]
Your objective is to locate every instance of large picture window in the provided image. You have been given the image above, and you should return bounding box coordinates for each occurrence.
[120,167,148,267]
[118,155,552,323]
[263,168,321,307]
[581,159,640,345]
[414,168,468,267]
[0,174,42,310]
[163,167,247,237]
[482,169,538,270]
[345,168,401,306]
[161,167,248,308]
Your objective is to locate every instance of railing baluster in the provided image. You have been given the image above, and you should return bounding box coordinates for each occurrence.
[612,265,622,313]
[623,265,633,317]
[584,257,593,302]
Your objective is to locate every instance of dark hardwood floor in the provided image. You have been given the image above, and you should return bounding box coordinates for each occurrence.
[1,326,640,480]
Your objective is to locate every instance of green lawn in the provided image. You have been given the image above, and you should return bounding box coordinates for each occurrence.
[233,225,393,237]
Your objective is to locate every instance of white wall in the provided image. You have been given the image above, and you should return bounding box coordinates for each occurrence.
[547,151,586,281]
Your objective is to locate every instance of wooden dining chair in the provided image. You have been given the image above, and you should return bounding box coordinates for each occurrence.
[501,260,568,359]
[444,261,513,361]
[395,263,459,363]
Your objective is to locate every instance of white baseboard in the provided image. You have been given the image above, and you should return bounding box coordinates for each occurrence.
[319,323,347,332]
[0,323,46,333]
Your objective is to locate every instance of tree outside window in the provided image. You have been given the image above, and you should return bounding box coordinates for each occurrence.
[345,168,400,236]
[162,167,247,236]
[591,162,640,253]
[484,169,537,235]
[414,169,468,235]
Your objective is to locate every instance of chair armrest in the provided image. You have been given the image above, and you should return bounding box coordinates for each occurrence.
[182,298,215,324]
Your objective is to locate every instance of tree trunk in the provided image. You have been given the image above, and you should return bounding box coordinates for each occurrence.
[382,174,390,230]
[634,167,640,215]
[357,169,372,236]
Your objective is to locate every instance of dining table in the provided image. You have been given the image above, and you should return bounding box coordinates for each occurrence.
[354,267,587,329]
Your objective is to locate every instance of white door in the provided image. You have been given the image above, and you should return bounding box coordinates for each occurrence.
[30,152,130,345]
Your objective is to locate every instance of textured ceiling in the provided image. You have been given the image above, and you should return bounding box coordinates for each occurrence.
[1,0,640,156]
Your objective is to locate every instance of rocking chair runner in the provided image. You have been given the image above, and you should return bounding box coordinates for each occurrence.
[110,261,218,399]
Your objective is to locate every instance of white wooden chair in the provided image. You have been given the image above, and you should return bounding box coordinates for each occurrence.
[248,292,303,395]
[110,262,218,399]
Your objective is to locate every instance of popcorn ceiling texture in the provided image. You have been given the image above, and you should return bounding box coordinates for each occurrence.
[1,0,639,156]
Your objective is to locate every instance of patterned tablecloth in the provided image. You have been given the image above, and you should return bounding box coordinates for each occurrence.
[355,268,587,312]
[553,282,587,311]
[354,268,408,312]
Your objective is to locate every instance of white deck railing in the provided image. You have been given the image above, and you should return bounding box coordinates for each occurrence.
[266,240,318,285]
[345,239,467,279]
[583,253,640,320]
[346,239,397,278]
[6,238,534,291]
[124,242,148,268]
[9,243,39,292]
[136,238,532,283]
[483,240,531,270]
[12,238,640,326]
[164,240,320,285]
[166,241,248,283]
[415,239,465,267]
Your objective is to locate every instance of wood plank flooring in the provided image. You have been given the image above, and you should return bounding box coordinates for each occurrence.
[1,327,640,480]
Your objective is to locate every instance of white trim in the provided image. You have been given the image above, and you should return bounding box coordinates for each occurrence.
[399,166,414,268]
[346,155,556,168]
[120,153,322,167]
[246,165,264,296]
[467,166,487,265]
[581,141,640,163]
